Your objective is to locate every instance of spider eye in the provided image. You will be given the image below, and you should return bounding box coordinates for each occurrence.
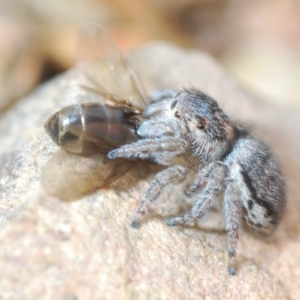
[197,121,206,130]
[175,111,180,118]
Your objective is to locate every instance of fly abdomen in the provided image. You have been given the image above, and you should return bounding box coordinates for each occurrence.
[44,103,139,156]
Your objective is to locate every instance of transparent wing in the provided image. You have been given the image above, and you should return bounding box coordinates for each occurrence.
[42,151,137,201]
[75,23,147,111]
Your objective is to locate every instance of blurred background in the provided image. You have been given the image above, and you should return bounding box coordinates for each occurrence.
[1,0,300,112]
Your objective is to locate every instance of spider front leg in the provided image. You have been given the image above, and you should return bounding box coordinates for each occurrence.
[131,165,188,228]
[167,162,226,226]
[184,162,215,198]
[108,137,188,227]
[108,137,187,162]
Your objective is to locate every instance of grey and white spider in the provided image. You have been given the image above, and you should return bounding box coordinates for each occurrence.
[108,88,286,275]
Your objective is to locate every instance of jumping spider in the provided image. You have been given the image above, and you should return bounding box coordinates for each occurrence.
[108,88,286,275]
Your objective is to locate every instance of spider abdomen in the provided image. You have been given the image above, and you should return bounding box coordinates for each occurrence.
[224,135,286,235]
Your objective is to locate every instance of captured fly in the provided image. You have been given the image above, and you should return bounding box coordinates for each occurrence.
[43,24,148,198]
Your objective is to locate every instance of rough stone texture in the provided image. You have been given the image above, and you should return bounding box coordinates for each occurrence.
[0,42,299,299]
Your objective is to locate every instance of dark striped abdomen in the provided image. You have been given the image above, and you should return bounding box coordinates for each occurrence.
[44,103,139,156]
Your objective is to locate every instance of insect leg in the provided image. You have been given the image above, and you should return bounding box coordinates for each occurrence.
[131,165,187,228]
[167,162,226,225]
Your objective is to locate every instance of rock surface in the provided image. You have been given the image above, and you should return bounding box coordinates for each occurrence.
[0,42,299,299]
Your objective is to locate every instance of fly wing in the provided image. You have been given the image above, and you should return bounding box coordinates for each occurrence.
[76,23,147,111]
[42,151,136,201]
